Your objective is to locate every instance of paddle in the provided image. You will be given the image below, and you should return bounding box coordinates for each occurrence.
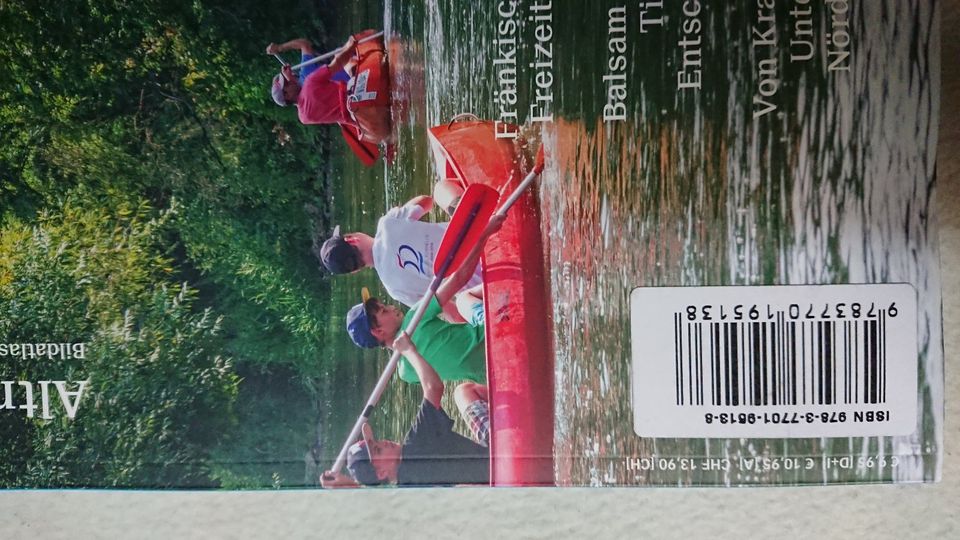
[338,123,380,167]
[495,146,546,215]
[327,183,500,476]
[434,184,499,275]
[273,31,385,72]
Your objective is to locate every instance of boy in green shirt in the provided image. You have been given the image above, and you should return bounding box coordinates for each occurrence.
[344,214,504,384]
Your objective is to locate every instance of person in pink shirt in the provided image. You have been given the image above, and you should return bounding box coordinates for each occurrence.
[266,31,392,144]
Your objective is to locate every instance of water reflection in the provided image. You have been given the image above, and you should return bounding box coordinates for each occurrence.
[540,1,939,485]
[368,0,940,486]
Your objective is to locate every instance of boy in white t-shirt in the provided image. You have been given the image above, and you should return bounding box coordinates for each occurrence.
[315,195,483,307]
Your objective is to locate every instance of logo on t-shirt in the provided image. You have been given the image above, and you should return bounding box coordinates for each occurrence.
[396,245,426,275]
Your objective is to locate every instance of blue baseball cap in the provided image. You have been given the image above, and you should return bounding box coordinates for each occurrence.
[347,288,379,348]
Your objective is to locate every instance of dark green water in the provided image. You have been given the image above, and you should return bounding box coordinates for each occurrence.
[320,0,940,486]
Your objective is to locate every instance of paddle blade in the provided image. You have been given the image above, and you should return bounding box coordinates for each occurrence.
[339,124,380,167]
[434,184,499,278]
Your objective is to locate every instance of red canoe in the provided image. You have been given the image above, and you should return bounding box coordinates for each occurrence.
[428,116,555,487]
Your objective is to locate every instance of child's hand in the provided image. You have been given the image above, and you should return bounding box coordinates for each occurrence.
[392,332,414,354]
[344,35,358,53]
[320,470,355,488]
[265,43,280,55]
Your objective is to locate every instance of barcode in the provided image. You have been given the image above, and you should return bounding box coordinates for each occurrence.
[673,312,889,407]
[632,285,917,438]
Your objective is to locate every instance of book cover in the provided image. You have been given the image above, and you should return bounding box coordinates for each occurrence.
[0,0,941,488]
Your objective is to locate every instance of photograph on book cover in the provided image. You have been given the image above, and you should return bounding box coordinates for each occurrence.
[0,0,941,489]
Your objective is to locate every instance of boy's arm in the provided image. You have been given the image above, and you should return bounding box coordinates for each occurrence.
[328,36,358,73]
[435,214,505,308]
[265,38,317,56]
[392,332,444,408]
[387,195,433,222]
[405,195,434,216]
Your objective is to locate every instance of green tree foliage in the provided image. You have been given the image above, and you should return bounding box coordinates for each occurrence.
[177,200,328,377]
[0,0,353,486]
[0,0,335,292]
[0,202,238,487]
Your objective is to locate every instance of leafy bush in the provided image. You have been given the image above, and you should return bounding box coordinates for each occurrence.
[0,0,351,487]
[0,202,238,487]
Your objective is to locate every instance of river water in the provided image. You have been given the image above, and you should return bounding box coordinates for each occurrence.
[321,0,941,486]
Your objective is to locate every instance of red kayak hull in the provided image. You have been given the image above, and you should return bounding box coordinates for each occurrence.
[339,124,379,167]
[428,120,555,487]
